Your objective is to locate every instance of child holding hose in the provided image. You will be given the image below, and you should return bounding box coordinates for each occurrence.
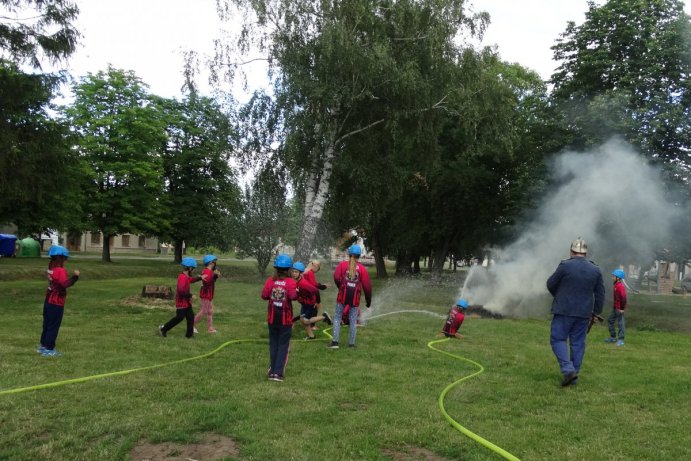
[442,298,468,339]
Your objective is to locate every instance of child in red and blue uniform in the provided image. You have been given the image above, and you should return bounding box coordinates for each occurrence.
[329,244,372,349]
[605,269,627,346]
[160,257,201,338]
[261,254,298,382]
[194,254,221,333]
[442,299,468,338]
[38,245,79,357]
[291,261,332,340]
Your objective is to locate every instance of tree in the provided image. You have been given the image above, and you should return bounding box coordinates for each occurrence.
[65,67,168,262]
[158,94,241,263]
[0,0,80,68]
[234,165,290,277]
[551,0,691,179]
[214,0,488,261]
[0,61,84,235]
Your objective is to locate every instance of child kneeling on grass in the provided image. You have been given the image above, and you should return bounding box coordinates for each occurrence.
[441,298,468,339]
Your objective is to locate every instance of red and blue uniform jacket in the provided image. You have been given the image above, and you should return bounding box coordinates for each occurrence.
[199,268,218,300]
[443,308,465,335]
[613,280,627,311]
[45,267,79,307]
[303,269,327,303]
[176,272,201,309]
[333,260,372,308]
[296,276,318,305]
[262,276,298,325]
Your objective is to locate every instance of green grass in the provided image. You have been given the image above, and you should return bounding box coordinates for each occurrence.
[1,258,690,460]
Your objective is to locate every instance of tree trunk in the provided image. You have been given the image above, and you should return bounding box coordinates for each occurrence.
[430,237,453,283]
[101,233,112,262]
[295,132,336,261]
[371,232,388,279]
[174,239,184,264]
[395,250,413,275]
[413,256,420,274]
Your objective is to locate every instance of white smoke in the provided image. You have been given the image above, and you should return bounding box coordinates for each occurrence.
[461,139,681,317]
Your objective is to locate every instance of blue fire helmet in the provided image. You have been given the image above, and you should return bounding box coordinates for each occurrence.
[612,269,625,279]
[455,298,469,309]
[292,261,306,272]
[274,253,293,269]
[348,244,362,256]
[181,257,197,268]
[203,254,218,265]
[48,245,69,258]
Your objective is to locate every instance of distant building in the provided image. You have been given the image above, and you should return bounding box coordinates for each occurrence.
[59,232,159,253]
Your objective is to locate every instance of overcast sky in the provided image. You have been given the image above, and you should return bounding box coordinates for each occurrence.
[54,0,691,99]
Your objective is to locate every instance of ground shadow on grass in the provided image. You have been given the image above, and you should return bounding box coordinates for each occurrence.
[130,434,239,461]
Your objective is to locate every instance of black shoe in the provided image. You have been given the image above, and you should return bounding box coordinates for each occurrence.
[349,344,356,348]
[327,341,339,349]
[159,325,167,337]
[322,312,333,325]
[561,372,578,387]
[304,336,316,340]
[292,315,300,323]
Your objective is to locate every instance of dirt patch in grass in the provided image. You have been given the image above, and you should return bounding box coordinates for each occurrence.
[120,295,174,310]
[130,434,239,461]
[467,304,503,319]
[382,445,452,461]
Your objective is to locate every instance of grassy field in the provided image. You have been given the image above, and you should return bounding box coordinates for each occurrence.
[1,256,690,461]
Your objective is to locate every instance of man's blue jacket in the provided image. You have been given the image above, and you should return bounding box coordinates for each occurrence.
[546,256,605,319]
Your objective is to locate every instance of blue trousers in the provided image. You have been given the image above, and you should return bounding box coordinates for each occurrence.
[40,302,64,350]
[607,309,625,340]
[268,323,292,377]
[550,314,589,376]
[332,303,359,345]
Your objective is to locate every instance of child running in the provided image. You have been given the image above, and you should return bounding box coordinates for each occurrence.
[291,261,332,340]
[194,254,221,333]
[329,244,372,349]
[442,298,468,339]
[38,245,80,357]
[604,269,627,346]
[261,254,298,382]
[160,257,202,338]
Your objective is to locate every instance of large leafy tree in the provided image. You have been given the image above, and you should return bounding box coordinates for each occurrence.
[0,0,79,68]
[0,61,84,235]
[65,67,168,262]
[158,94,241,263]
[215,0,488,261]
[233,165,290,277]
[550,0,691,179]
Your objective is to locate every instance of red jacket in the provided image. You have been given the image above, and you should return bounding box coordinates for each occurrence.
[176,272,201,308]
[45,267,79,307]
[333,260,372,308]
[262,276,298,325]
[303,269,327,303]
[296,276,318,305]
[199,268,218,300]
[613,280,627,310]
[443,308,465,335]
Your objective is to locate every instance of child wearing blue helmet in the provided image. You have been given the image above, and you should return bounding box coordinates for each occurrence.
[38,245,80,356]
[194,254,221,333]
[442,298,468,339]
[604,269,627,346]
[159,257,202,338]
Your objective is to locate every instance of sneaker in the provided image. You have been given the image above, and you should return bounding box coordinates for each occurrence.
[322,312,333,325]
[207,329,217,333]
[561,372,578,387]
[292,315,301,323]
[37,345,47,354]
[193,327,199,334]
[268,373,277,381]
[616,340,625,346]
[304,336,316,340]
[273,374,285,382]
[349,344,356,348]
[604,337,616,343]
[41,349,62,357]
[327,341,339,349]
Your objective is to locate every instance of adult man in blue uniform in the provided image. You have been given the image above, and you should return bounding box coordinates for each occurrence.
[547,237,605,387]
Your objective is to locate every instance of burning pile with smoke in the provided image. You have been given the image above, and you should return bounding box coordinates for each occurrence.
[460,139,686,317]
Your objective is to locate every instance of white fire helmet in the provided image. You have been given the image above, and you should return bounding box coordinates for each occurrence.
[570,237,588,254]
